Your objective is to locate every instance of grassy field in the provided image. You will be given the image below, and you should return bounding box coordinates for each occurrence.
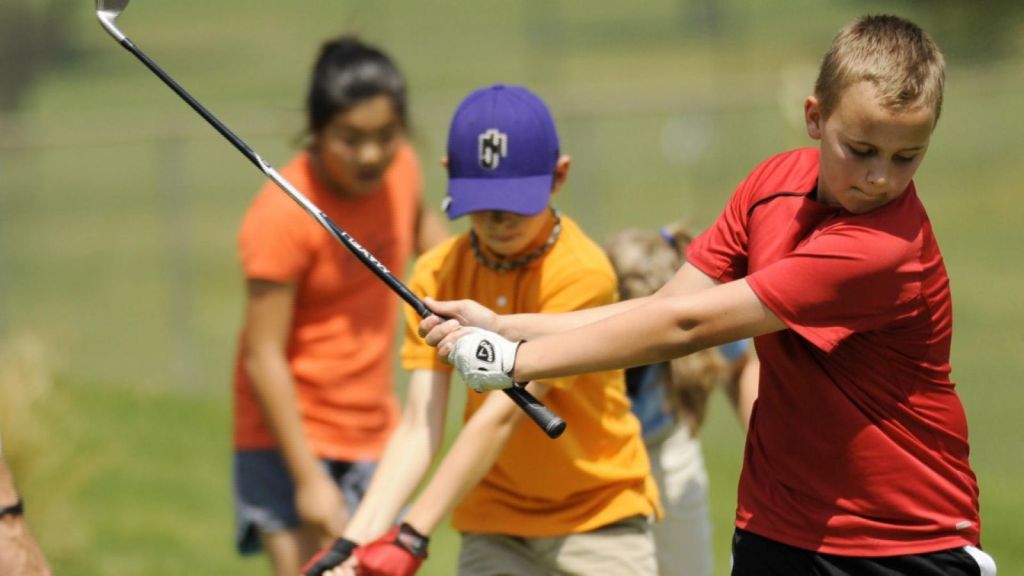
[1,1,1021,574]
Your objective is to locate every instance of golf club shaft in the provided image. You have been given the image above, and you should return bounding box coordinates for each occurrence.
[104,33,566,439]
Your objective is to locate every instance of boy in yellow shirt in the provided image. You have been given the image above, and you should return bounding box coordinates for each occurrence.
[304,84,660,576]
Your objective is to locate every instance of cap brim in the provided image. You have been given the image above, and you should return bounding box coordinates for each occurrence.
[445,174,553,218]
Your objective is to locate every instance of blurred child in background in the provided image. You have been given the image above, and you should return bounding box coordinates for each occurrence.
[232,36,446,576]
[605,224,758,576]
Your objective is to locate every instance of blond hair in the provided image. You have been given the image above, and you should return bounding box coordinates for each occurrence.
[815,14,945,122]
[604,224,732,434]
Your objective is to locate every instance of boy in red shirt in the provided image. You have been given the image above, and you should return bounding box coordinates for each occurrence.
[426,15,997,575]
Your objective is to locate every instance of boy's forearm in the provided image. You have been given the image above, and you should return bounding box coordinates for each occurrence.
[513,301,685,382]
[498,297,648,342]
[497,262,719,342]
[513,280,780,383]
[342,420,438,542]
[402,386,539,534]
[344,370,450,542]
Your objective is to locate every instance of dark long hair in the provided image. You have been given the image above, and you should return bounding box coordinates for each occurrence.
[306,36,408,136]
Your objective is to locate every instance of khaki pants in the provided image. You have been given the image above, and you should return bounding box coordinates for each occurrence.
[458,515,657,576]
[647,422,713,576]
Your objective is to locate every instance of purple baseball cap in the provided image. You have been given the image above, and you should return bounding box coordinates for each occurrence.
[443,84,560,219]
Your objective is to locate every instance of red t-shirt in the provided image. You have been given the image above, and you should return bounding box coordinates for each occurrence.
[687,147,981,555]
[233,146,421,461]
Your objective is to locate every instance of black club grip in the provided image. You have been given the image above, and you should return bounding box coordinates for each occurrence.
[504,385,567,438]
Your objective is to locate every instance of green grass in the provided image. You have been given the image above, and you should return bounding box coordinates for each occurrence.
[1,1,1021,574]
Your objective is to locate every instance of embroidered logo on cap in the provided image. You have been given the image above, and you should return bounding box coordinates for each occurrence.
[478,129,508,169]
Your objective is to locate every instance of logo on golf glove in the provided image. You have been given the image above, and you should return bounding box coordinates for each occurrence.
[476,339,495,362]
[448,327,519,392]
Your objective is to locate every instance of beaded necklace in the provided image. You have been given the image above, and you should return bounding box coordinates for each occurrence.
[469,209,562,272]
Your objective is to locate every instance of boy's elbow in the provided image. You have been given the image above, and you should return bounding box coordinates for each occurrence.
[669,304,720,357]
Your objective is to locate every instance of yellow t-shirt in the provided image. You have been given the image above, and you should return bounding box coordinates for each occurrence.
[402,214,661,536]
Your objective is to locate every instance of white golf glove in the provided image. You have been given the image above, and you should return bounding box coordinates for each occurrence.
[448,327,520,392]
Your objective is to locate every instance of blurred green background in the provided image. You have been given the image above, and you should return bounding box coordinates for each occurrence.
[0,1,1021,574]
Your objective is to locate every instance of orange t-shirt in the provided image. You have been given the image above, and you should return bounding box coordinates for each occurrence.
[402,215,661,536]
[234,146,421,461]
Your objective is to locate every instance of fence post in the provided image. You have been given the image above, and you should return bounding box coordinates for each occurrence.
[157,134,201,389]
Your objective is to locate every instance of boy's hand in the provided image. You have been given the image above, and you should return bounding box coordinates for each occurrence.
[447,327,519,392]
[301,537,359,576]
[418,298,497,342]
[352,523,429,576]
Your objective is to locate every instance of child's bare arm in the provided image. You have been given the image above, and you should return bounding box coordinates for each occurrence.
[513,278,782,382]
[723,349,759,431]
[400,382,551,535]
[243,280,348,539]
[1,460,52,576]
[444,278,784,394]
[421,262,719,344]
[342,370,450,543]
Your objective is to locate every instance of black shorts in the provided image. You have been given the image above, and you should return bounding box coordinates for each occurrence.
[731,528,997,576]
[233,450,377,555]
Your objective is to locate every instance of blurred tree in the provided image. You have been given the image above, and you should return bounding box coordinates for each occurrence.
[679,0,724,39]
[0,0,81,112]
[878,0,1024,61]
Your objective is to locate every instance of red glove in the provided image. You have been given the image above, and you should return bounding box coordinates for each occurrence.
[353,523,430,576]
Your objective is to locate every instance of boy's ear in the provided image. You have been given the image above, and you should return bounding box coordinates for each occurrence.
[804,96,823,140]
[550,155,571,197]
[440,156,448,168]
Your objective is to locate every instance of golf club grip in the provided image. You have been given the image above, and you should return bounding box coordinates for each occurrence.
[503,385,567,439]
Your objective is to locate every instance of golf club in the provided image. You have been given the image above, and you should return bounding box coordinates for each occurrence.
[96,0,566,439]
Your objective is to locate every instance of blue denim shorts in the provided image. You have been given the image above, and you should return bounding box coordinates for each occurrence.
[233,450,377,554]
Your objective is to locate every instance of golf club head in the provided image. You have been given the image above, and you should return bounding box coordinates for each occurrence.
[96,0,131,41]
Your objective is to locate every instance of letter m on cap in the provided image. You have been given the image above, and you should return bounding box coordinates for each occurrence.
[478,129,508,170]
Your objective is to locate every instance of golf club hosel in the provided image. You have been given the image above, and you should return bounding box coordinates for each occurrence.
[96,0,131,40]
[97,15,127,42]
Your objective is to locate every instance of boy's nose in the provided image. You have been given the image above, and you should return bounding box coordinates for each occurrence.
[865,164,888,188]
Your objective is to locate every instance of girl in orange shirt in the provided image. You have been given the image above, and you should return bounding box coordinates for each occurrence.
[232,36,446,576]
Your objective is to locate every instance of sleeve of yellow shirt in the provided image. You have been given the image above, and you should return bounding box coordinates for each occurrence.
[400,238,458,373]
